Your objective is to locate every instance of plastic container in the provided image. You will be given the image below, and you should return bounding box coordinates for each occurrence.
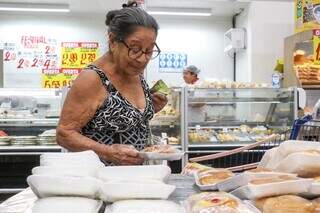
[97,165,171,182]
[27,175,101,199]
[138,149,184,161]
[217,172,297,192]
[104,200,185,213]
[99,180,175,202]
[230,178,313,200]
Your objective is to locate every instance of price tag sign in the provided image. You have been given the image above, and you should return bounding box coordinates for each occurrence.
[42,69,77,88]
[61,42,99,69]
[313,29,320,65]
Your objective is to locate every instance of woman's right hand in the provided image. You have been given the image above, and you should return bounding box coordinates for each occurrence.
[101,144,145,165]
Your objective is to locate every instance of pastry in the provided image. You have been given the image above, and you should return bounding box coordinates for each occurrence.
[198,169,234,185]
[187,192,239,213]
[168,137,179,145]
[255,195,314,213]
[182,162,212,176]
[217,133,238,142]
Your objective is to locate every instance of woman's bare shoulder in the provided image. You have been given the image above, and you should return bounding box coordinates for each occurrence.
[71,69,105,97]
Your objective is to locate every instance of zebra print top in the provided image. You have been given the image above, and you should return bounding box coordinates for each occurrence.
[81,64,154,164]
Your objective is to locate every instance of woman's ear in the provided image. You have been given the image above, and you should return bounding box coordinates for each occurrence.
[108,32,116,52]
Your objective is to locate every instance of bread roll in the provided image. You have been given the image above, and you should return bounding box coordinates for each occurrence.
[256,195,314,213]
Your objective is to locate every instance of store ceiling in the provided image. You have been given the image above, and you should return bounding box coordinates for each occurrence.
[0,0,293,17]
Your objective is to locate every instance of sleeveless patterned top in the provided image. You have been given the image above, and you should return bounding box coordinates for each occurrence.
[81,65,154,164]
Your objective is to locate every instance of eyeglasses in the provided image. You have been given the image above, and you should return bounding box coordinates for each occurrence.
[120,40,161,60]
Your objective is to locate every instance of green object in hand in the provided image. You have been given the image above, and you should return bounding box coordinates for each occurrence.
[150,80,170,96]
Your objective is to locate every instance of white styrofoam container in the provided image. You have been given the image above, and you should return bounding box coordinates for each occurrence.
[32,197,103,213]
[217,172,297,192]
[302,182,320,197]
[27,175,101,199]
[231,178,313,200]
[138,149,184,161]
[105,200,185,213]
[40,150,100,161]
[309,182,320,195]
[40,150,104,167]
[99,180,175,202]
[193,171,234,191]
[97,165,171,182]
[274,153,320,177]
[32,165,101,177]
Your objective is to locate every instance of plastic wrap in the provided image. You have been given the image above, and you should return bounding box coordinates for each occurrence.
[185,192,260,213]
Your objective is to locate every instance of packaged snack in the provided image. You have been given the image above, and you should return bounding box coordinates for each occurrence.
[231,177,313,200]
[150,80,170,96]
[181,162,212,176]
[186,192,258,213]
[194,169,234,191]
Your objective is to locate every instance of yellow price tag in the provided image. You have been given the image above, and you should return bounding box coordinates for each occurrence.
[313,30,320,65]
[61,42,99,69]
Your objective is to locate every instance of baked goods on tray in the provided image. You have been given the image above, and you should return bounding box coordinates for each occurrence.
[198,169,234,185]
[187,192,239,213]
[181,162,212,176]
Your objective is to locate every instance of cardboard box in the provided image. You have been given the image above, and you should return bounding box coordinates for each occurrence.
[295,0,320,32]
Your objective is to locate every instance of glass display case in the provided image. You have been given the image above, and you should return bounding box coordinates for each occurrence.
[0,88,62,131]
[183,87,297,166]
[0,88,63,197]
[149,87,183,172]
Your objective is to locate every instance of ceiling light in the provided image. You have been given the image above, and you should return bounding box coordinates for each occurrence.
[147,7,212,17]
[0,3,70,13]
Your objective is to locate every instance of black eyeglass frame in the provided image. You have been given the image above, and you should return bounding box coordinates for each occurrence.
[119,39,161,60]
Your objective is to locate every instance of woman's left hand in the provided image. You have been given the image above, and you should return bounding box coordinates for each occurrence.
[151,92,168,113]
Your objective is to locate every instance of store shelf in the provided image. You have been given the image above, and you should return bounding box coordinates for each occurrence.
[171,145,182,149]
[150,120,179,126]
[302,85,320,89]
[0,118,59,127]
[188,121,266,127]
[188,143,251,148]
[188,98,292,104]
[0,188,24,194]
[0,145,62,155]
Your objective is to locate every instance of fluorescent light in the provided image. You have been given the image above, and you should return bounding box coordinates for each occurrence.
[148,11,211,16]
[147,7,212,17]
[0,3,70,13]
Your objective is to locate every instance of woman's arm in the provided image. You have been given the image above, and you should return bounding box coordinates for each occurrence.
[57,70,144,165]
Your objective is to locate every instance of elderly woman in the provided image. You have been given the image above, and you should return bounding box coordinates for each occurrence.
[57,2,167,165]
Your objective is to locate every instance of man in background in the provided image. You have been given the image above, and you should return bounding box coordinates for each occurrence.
[183,65,200,86]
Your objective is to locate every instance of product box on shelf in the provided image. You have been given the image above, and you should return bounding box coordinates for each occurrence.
[295,0,320,32]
